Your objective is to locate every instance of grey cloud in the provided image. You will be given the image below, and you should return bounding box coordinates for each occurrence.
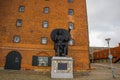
[86,0,120,47]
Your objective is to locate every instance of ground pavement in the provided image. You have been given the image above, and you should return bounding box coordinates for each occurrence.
[0,63,120,80]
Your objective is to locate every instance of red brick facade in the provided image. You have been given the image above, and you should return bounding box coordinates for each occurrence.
[93,44,120,63]
[0,0,90,71]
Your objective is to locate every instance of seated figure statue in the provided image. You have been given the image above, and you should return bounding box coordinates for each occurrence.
[51,29,71,57]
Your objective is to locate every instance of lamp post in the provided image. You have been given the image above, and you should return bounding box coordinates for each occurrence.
[105,38,115,78]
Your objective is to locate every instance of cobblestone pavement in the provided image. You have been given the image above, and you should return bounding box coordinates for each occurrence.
[0,63,120,80]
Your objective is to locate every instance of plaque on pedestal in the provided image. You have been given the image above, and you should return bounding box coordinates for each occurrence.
[51,57,73,78]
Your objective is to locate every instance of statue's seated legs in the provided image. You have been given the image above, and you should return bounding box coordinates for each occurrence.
[54,43,68,57]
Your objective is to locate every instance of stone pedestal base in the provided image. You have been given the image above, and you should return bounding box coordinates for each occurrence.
[51,57,73,78]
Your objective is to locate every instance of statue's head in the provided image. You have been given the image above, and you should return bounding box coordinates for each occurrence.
[51,28,71,43]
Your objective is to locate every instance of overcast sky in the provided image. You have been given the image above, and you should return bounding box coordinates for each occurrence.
[86,0,120,47]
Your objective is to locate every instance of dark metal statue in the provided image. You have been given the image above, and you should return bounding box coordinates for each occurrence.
[51,29,71,57]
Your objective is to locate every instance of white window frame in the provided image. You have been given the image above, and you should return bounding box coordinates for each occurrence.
[44,7,49,14]
[19,6,25,12]
[41,37,47,44]
[68,22,74,29]
[43,21,48,28]
[13,36,20,43]
[16,19,22,27]
[69,39,74,45]
[68,0,73,2]
[68,9,74,15]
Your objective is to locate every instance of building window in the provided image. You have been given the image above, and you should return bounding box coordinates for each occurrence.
[43,21,48,28]
[16,19,22,27]
[68,9,74,15]
[19,6,25,12]
[41,37,47,44]
[38,57,48,66]
[68,22,74,29]
[68,0,73,2]
[44,7,49,14]
[13,36,20,43]
[32,56,51,66]
[69,39,74,45]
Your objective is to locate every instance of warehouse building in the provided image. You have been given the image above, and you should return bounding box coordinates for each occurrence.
[0,0,90,71]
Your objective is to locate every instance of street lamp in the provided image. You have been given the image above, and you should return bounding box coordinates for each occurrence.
[105,38,115,78]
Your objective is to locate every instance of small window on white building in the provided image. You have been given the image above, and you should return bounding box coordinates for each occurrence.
[68,22,74,29]
[19,6,25,12]
[44,7,49,14]
[13,36,20,43]
[16,19,22,27]
[43,21,48,28]
[68,9,74,15]
[41,37,47,44]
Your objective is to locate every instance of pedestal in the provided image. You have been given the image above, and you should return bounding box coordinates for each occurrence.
[51,57,73,78]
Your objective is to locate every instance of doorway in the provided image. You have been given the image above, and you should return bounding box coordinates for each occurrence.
[4,51,22,70]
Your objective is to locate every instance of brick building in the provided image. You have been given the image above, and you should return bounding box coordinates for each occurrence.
[93,43,120,63]
[0,0,90,71]
[89,47,107,63]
